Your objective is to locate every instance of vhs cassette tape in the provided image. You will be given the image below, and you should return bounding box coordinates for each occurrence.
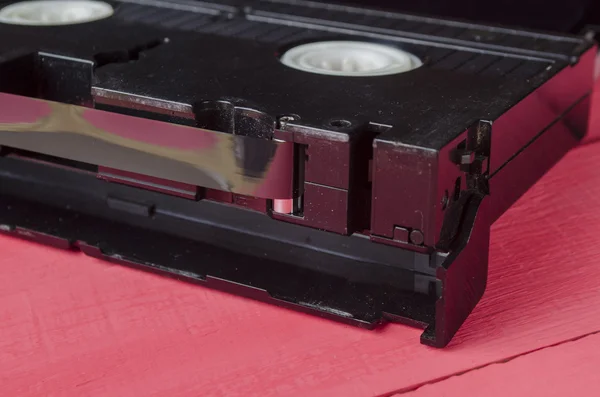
[0,0,595,347]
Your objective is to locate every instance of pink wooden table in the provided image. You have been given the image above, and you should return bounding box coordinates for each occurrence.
[2,86,600,397]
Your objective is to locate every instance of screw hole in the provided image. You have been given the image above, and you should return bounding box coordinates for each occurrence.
[330,119,352,128]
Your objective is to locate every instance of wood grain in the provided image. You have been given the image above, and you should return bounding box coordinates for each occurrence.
[402,332,600,396]
[1,84,600,396]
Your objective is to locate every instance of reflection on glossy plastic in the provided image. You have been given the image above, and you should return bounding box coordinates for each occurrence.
[0,93,295,199]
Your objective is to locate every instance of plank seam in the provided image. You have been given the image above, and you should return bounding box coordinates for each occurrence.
[382,329,600,397]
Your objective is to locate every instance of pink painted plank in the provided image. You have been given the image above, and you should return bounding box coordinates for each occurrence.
[403,332,600,397]
[1,140,600,397]
[1,84,600,396]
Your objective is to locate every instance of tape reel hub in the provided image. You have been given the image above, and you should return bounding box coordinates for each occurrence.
[280,41,422,77]
[0,0,114,25]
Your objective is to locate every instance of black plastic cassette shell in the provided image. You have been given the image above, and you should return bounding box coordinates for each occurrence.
[0,0,595,347]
